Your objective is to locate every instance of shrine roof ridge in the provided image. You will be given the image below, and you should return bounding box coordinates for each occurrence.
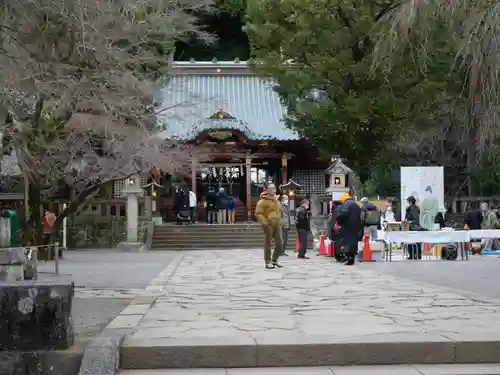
[171,61,251,76]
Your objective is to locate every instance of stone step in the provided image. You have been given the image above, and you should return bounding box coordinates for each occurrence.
[120,334,500,369]
[119,363,500,375]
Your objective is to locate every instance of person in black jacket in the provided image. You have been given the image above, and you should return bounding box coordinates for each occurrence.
[465,201,482,230]
[328,200,344,262]
[295,199,310,259]
[205,188,217,224]
[405,195,422,259]
[336,193,362,266]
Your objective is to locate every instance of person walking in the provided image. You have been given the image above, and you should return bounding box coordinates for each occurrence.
[295,199,310,259]
[360,197,381,242]
[336,193,362,266]
[405,195,422,259]
[255,184,283,269]
[188,189,197,224]
[216,187,228,224]
[279,194,291,256]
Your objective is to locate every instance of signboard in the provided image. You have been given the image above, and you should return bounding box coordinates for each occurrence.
[400,166,444,221]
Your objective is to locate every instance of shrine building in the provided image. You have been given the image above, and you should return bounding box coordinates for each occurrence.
[136,60,332,221]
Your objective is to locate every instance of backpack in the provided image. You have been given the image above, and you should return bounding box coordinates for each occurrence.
[363,207,381,226]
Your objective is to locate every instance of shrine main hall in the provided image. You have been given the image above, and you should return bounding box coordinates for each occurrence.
[115,60,334,221]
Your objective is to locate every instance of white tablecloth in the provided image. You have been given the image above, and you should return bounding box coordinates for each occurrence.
[468,229,500,239]
[384,230,470,244]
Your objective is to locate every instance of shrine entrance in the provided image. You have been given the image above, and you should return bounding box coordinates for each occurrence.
[198,164,275,204]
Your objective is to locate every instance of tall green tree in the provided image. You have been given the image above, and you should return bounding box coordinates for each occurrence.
[246,0,462,174]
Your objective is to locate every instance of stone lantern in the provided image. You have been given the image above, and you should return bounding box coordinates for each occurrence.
[117,175,144,252]
[142,181,163,224]
[325,156,352,201]
[279,179,302,213]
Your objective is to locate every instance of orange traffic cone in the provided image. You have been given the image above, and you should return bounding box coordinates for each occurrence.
[318,232,327,256]
[361,232,375,262]
[295,235,300,253]
[327,241,335,257]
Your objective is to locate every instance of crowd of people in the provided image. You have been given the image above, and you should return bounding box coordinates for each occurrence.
[167,186,238,225]
[255,183,367,269]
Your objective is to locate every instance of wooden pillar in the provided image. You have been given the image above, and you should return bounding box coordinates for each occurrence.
[245,154,252,222]
[281,154,288,185]
[191,155,197,196]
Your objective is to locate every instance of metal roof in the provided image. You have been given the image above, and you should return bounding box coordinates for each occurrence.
[156,61,298,141]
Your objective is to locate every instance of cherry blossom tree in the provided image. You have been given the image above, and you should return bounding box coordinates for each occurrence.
[0,0,213,246]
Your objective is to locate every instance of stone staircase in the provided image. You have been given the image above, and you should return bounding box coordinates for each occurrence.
[151,223,304,251]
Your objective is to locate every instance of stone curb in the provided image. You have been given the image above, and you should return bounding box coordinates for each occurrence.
[77,333,126,375]
[120,332,500,369]
[77,253,186,375]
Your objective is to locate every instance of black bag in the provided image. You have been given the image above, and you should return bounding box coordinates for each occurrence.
[441,244,458,260]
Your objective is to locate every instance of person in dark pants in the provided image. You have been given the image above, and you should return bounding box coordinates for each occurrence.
[295,199,310,259]
[328,200,344,262]
[205,188,217,224]
[336,193,362,266]
[465,201,482,230]
[405,195,422,259]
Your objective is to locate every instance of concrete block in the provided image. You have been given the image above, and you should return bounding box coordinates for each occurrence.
[445,333,500,363]
[0,264,24,282]
[255,333,455,367]
[120,336,258,369]
[0,247,27,265]
[106,315,143,329]
[78,334,126,375]
[120,304,151,315]
[332,364,421,375]
[0,281,74,350]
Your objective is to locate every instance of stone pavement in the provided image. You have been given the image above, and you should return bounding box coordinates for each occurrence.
[120,250,500,368]
[119,363,500,374]
[36,250,177,339]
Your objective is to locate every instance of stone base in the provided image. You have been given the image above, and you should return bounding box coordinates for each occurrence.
[0,344,84,375]
[117,242,145,252]
[0,264,24,282]
[0,281,75,351]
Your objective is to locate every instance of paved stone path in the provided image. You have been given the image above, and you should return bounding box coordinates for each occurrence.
[126,249,500,341]
[119,363,500,375]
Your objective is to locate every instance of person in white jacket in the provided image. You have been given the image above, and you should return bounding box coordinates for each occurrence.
[189,189,197,223]
[380,203,396,228]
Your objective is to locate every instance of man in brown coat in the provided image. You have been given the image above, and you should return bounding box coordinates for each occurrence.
[255,184,283,269]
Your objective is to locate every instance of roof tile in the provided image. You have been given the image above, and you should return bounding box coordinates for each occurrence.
[156,75,298,140]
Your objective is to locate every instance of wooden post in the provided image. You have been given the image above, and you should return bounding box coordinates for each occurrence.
[246,155,252,222]
[281,154,288,185]
[191,156,197,197]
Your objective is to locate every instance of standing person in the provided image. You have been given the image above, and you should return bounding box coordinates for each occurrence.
[336,193,362,266]
[465,201,483,230]
[480,202,497,251]
[255,184,283,269]
[380,202,396,226]
[360,197,381,242]
[295,199,310,259]
[227,195,236,224]
[43,206,56,245]
[279,194,291,256]
[205,188,217,224]
[405,195,422,260]
[328,200,344,262]
[216,187,228,224]
[188,189,197,224]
